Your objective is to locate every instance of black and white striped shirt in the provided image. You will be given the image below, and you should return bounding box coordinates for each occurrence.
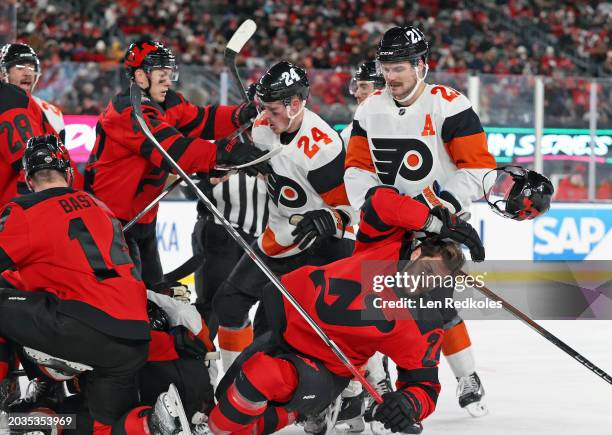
[210,173,268,237]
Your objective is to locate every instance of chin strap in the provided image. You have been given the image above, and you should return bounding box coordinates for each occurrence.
[393,64,429,104]
[284,100,306,132]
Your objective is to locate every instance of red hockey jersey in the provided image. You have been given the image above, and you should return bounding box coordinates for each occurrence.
[273,186,443,421]
[0,83,84,206]
[84,88,239,225]
[0,187,149,340]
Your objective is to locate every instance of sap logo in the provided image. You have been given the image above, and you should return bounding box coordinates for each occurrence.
[533,209,611,260]
[156,221,179,252]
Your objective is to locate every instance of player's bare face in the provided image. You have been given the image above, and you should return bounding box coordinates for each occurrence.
[260,101,290,134]
[148,68,173,103]
[355,81,376,104]
[381,62,417,100]
[8,63,37,93]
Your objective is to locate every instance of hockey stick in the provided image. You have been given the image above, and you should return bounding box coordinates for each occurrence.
[462,272,612,385]
[130,83,383,404]
[224,19,257,102]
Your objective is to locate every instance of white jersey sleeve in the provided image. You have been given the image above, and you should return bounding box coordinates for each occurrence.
[252,109,356,258]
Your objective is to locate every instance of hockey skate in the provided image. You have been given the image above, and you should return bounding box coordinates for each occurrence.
[457,372,488,417]
[0,377,20,410]
[149,383,192,435]
[301,395,342,435]
[335,393,365,433]
[191,412,211,435]
[7,377,65,413]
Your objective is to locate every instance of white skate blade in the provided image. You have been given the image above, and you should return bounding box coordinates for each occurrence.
[464,398,489,417]
[167,383,193,435]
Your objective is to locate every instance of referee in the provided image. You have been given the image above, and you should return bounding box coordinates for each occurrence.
[190,172,268,339]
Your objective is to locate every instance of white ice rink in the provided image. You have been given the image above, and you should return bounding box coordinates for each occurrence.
[279,320,612,435]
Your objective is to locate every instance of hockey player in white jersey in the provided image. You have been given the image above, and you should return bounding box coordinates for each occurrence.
[0,43,65,138]
[213,61,357,371]
[340,60,386,146]
[344,26,497,419]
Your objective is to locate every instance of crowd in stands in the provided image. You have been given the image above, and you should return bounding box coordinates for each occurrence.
[14,0,609,77]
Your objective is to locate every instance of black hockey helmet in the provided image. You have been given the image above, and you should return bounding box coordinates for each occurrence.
[23,135,72,178]
[0,43,40,77]
[376,26,429,65]
[350,60,385,95]
[255,61,309,104]
[124,39,178,81]
[485,166,554,221]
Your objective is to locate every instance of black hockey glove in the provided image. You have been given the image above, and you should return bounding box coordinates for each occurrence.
[215,137,271,177]
[422,206,485,262]
[232,101,258,127]
[290,208,346,250]
[246,83,257,102]
[365,391,421,434]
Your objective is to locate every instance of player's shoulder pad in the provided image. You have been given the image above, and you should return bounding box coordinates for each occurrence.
[0,82,30,113]
[162,89,184,110]
[353,89,384,121]
[10,187,76,211]
[301,109,344,164]
[251,113,275,150]
[111,88,133,113]
[428,83,472,117]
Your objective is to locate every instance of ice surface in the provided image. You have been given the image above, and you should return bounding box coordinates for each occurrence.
[279,320,612,435]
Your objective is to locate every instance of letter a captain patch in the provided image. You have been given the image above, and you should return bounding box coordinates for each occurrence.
[421,114,435,136]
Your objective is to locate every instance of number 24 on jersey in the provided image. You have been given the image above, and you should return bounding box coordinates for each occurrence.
[297,127,332,159]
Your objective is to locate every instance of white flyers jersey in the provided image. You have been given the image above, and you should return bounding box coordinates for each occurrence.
[33,96,65,136]
[340,123,351,149]
[344,84,496,211]
[252,108,356,258]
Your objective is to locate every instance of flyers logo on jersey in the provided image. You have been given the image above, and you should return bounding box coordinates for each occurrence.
[370,138,433,185]
[266,172,307,209]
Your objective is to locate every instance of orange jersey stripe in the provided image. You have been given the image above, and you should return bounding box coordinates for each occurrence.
[260,226,298,257]
[345,135,376,172]
[444,132,496,169]
[320,183,350,207]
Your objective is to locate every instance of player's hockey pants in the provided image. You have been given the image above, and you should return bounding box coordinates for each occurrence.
[0,288,148,427]
[211,333,349,434]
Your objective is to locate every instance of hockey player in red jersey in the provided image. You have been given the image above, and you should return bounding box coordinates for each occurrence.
[205,185,485,435]
[213,61,357,372]
[0,43,67,140]
[0,43,84,207]
[0,135,192,434]
[344,26,497,416]
[84,39,268,287]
